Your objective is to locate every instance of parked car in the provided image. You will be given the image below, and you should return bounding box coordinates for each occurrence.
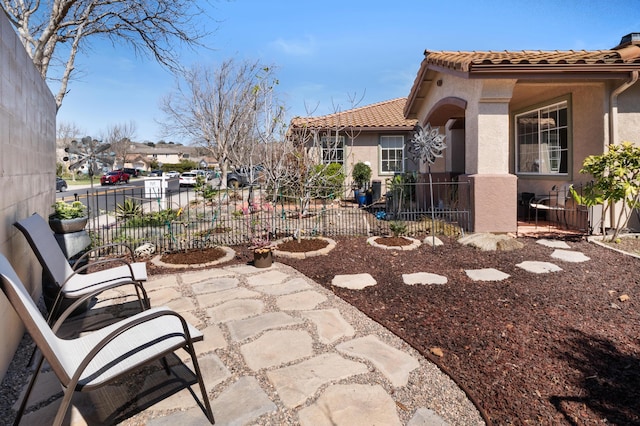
[149,169,164,177]
[179,172,198,187]
[191,169,208,180]
[166,170,180,178]
[56,177,67,192]
[122,167,140,177]
[100,170,130,185]
[226,166,263,188]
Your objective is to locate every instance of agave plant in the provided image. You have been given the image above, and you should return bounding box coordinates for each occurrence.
[116,198,142,219]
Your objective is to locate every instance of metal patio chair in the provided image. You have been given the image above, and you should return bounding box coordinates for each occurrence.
[0,254,214,426]
[529,184,572,228]
[14,213,149,322]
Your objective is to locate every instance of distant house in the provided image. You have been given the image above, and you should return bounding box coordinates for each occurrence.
[404,32,640,233]
[289,98,418,193]
[122,142,213,171]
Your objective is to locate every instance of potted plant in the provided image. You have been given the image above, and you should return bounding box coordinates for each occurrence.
[49,200,88,233]
[352,162,372,206]
[247,217,274,268]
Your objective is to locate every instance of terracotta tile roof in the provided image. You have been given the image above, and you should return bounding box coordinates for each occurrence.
[405,36,640,118]
[424,45,640,73]
[290,98,417,130]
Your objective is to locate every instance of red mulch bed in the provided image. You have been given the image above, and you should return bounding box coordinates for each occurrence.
[149,236,640,425]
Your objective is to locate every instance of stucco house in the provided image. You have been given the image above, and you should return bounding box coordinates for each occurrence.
[289,98,418,194]
[404,32,640,233]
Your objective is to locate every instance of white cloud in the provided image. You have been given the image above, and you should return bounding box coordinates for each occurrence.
[270,35,317,56]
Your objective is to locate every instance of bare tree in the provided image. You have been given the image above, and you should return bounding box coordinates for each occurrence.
[284,94,366,233]
[1,0,212,109]
[160,59,275,188]
[101,121,137,168]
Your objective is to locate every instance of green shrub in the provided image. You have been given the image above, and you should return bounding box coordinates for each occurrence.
[352,162,371,188]
[312,163,345,197]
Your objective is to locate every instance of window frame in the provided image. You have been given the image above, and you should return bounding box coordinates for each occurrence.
[514,96,572,178]
[320,135,345,166]
[379,135,405,175]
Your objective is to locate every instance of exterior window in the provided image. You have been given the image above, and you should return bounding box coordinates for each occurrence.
[516,101,568,175]
[320,136,344,165]
[380,135,404,173]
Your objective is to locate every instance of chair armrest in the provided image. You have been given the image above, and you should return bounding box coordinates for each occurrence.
[51,279,145,332]
[74,243,136,269]
[62,258,136,290]
[69,308,198,387]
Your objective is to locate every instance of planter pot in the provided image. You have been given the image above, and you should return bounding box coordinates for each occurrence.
[357,193,367,207]
[253,248,273,268]
[48,216,88,234]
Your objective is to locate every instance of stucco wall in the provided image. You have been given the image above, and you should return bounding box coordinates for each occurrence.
[511,82,608,195]
[0,14,57,378]
[617,81,640,145]
[347,131,416,193]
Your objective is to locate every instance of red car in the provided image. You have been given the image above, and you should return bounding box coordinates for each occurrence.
[100,170,130,185]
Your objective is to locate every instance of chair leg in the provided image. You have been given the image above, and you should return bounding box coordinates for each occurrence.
[52,387,75,426]
[186,345,214,424]
[13,353,45,426]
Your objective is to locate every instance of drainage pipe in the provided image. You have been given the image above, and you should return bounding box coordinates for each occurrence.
[605,70,639,231]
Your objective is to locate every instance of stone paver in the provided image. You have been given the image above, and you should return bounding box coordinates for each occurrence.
[536,238,571,249]
[276,290,327,310]
[255,277,312,295]
[147,287,183,305]
[465,268,510,282]
[299,384,402,426]
[551,249,591,262]
[227,312,303,341]
[331,273,377,290]
[191,277,239,294]
[337,335,420,387]
[516,261,563,274]
[403,272,448,285]
[246,269,290,287]
[206,299,264,323]
[408,408,449,426]
[241,329,313,370]
[266,353,369,408]
[210,376,277,426]
[181,268,233,285]
[196,287,261,308]
[302,308,355,344]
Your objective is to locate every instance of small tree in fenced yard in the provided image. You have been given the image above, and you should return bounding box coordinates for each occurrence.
[407,123,447,247]
[571,141,640,241]
[283,94,365,242]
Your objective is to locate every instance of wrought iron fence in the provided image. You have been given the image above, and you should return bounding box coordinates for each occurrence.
[62,179,472,253]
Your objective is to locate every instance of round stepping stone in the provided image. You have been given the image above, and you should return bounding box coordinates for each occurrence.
[465,268,510,282]
[536,239,571,249]
[402,272,447,285]
[516,261,563,274]
[550,249,590,263]
[332,273,377,290]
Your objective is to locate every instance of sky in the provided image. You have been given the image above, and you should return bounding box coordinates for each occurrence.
[54,0,640,144]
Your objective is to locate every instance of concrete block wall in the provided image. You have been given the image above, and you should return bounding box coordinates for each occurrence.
[0,13,57,378]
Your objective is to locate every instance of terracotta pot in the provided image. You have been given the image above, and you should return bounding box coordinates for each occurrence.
[253,248,273,268]
[48,216,88,233]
